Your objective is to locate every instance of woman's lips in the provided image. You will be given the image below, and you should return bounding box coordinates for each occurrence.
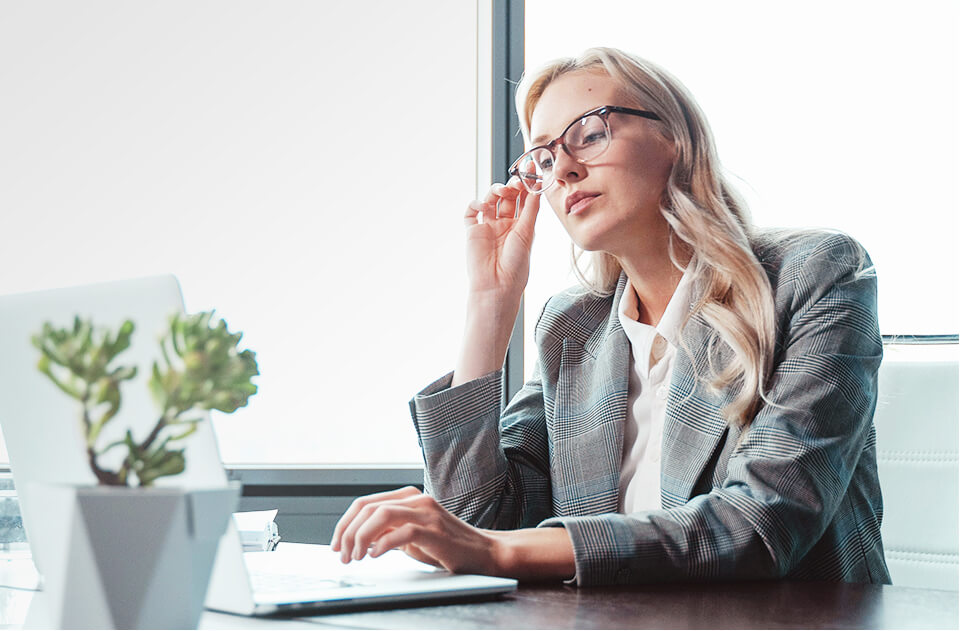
[566,192,600,216]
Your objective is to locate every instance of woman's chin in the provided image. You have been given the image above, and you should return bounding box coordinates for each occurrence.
[568,230,614,254]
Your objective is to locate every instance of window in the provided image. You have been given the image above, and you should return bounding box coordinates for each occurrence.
[523,0,959,379]
[3,1,955,467]
[0,1,488,465]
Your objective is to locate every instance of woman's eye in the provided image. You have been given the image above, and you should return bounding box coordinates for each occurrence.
[582,132,605,145]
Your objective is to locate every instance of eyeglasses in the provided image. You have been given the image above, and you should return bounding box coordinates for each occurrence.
[509,105,661,195]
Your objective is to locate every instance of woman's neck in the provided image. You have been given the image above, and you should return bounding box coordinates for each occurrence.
[617,244,691,327]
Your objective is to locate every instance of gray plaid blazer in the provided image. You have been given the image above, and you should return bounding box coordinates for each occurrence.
[410,230,890,586]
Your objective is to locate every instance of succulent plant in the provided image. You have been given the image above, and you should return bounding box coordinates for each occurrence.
[32,312,258,487]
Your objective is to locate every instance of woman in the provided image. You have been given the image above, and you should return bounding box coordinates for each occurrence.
[332,47,889,585]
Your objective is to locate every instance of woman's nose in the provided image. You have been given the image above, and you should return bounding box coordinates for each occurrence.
[552,147,584,184]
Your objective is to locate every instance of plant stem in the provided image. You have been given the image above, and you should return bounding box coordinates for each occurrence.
[87,446,122,485]
[81,384,93,440]
[137,414,171,454]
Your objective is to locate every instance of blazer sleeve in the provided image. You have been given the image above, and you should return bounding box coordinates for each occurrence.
[409,361,553,530]
[540,232,884,585]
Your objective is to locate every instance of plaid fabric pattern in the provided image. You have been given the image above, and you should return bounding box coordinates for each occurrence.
[410,230,890,586]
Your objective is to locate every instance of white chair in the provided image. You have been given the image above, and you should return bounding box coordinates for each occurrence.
[874,343,959,590]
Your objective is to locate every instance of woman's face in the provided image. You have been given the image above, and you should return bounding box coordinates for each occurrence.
[528,71,675,258]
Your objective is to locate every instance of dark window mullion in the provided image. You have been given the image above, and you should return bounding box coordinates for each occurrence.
[492,0,525,407]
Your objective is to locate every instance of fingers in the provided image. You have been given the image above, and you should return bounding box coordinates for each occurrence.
[482,180,523,205]
[464,199,485,226]
[331,486,421,553]
[349,503,423,562]
[465,179,526,225]
[334,488,434,563]
[372,523,434,559]
[331,492,496,576]
[514,183,541,235]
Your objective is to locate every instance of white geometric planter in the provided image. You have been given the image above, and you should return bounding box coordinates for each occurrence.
[25,484,238,629]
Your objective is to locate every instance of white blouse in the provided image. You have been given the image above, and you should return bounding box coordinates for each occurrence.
[616,269,693,514]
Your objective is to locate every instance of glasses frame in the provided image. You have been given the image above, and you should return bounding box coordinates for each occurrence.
[508,105,661,195]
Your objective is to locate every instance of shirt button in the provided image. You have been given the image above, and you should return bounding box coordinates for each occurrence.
[656,385,669,400]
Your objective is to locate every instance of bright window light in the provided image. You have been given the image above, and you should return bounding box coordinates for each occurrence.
[0,1,481,465]
[523,0,959,380]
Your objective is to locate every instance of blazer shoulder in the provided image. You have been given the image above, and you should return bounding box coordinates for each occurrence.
[751,228,875,293]
[533,285,614,348]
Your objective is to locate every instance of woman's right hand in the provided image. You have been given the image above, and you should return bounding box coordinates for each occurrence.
[463,178,541,301]
[453,179,540,386]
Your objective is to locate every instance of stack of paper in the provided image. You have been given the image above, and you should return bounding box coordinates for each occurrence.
[232,509,281,552]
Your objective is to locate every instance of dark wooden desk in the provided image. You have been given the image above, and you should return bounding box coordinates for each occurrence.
[287,581,958,630]
[2,553,956,629]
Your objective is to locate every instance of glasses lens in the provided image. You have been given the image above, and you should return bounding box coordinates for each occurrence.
[515,148,553,194]
[564,114,608,162]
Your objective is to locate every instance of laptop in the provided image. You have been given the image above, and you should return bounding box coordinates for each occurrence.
[0,275,517,616]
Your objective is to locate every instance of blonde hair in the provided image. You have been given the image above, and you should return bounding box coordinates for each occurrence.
[516,47,776,428]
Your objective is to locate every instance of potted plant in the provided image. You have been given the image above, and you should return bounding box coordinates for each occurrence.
[26,311,258,629]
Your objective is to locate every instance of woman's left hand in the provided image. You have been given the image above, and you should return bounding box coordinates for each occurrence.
[330,487,503,575]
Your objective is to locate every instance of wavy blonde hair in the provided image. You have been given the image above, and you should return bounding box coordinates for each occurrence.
[516,47,776,428]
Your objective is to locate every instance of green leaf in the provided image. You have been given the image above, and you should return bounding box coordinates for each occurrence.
[154,309,259,418]
[36,356,82,400]
[33,316,137,470]
[35,310,257,487]
[165,421,199,442]
[135,441,187,487]
[148,361,166,408]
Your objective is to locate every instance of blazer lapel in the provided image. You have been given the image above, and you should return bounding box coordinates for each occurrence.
[660,306,734,509]
[550,275,630,517]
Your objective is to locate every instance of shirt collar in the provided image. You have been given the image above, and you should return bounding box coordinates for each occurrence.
[655,266,694,348]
